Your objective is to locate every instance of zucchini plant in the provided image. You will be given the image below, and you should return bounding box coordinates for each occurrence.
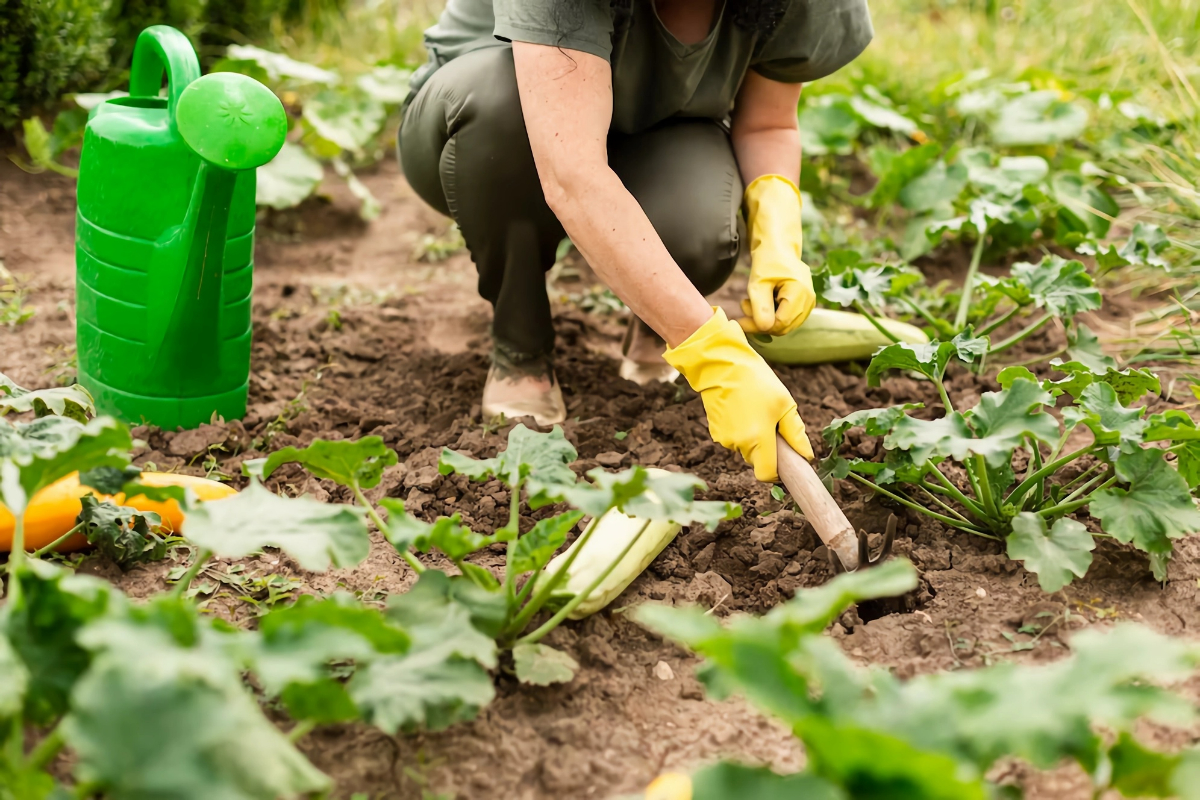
[821,339,1200,590]
[818,250,1104,365]
[0,395,506,795]
[256,424,740,686]
[637,560,1200,799]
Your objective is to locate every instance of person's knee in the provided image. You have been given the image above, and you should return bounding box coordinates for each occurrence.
[612,120,742,296]
[656,214,741,296]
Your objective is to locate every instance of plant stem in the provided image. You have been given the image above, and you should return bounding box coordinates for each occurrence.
[6,715,22,771]
[1007,447,1095,506]
[169,547,213,601]
[853,301,901,343]
[26,725,65,770]
[1060,470,1114,507]
[928,469,990,520]
[502,486,521,610]
[977,305,1021,338]
[846,473,996,538]
[351,485,424,574]
[989,314,1053,355]
[973,455,999,519]
[7,513,26,602]
[30,523,85,560]
[1046,428,1073,465]
[287,719,317,743]
[964,457,985,510]
[1029,443,1046,511]
[915,485,976,524]
[512,569,540,611]
[1038,478,1117,518]
[518,520,652,645]
[936,381,955,415]
[506,516,602,638]
[954,228,987,331]
[1058,461,1102,494]
[901,297,943,330]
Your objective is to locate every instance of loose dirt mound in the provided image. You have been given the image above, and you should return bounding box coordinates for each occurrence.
[2,158,1197,799]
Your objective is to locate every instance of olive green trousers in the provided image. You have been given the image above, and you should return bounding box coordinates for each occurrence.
[399,46,743,363]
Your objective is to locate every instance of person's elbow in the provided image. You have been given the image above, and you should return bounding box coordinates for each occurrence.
[537,159,603,220]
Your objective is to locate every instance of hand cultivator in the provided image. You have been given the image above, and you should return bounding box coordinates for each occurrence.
[775,434,894,573]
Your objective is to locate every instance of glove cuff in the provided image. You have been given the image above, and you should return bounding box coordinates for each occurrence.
[667,304,748,393]
[743,174,803,228]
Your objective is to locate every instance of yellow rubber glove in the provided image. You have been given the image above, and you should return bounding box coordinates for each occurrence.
[740,174,817,336]
[664,308,814,482]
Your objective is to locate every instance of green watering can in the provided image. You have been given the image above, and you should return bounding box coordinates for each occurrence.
[76,25,287,430]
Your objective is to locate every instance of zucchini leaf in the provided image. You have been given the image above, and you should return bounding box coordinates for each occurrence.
[440,424,578,506]
[1006,513,1095,592]
[352,572,497,732]
[65,596,330,799]
[259,436,398,490]
[1089,449,1200,576]
[513,642,578,686]
[76,496,166,568]
[0,373,94,421]
[0,416,132,516]
[0,561,119,725]
[183,481,369,571]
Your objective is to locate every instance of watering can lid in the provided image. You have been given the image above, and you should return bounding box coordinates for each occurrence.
[176,74,288,171]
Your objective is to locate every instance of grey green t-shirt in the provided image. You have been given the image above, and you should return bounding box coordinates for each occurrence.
[410,0,873,134]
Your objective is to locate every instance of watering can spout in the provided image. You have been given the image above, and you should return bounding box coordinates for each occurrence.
[149,73,287,390]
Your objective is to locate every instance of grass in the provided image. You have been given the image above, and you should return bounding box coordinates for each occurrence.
[265,0,437,73]
[846,0,1199,230]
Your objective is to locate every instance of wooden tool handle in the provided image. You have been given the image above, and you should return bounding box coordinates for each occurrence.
[776,434,860,571]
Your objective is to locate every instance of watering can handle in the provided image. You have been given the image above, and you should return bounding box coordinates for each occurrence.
[129,26,201,125]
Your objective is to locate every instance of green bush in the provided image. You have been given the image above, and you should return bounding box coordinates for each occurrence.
[0,0,113,129]
[203,0,347,51]
[107,0,208,70]
[0,0,348,129]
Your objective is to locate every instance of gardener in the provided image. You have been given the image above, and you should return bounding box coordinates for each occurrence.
[399,0,872,481]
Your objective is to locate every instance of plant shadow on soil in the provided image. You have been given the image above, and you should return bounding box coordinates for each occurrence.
[2,157,1199,799]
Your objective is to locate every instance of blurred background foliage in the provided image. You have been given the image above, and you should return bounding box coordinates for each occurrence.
[2,0,1197,302]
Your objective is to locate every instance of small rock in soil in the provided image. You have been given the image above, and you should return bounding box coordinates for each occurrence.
[691,542,715,572]
[405,488,434,512]
[751,552,786,579]
[595,451,626,467]
[166,423,229,458]
[652,661,675,681]
[579,634,618,668]
[749,524,776,548]
[679,571,732,609]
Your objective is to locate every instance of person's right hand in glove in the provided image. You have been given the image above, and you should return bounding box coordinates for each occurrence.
[664,307,814,483]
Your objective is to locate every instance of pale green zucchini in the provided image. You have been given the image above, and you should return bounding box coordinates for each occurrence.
[747,307,929,365]
[542,471,682,619]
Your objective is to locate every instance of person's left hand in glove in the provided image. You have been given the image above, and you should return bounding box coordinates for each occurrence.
[738,174,817,336]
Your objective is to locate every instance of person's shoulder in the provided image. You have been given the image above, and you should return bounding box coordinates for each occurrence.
[751,0,873,83]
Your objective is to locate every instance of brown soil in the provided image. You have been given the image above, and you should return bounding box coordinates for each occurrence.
[2,155,1198,800]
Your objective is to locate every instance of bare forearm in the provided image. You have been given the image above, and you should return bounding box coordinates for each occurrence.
[731,126,802,187]
[730,71,804,186]
[513,42,712,348]
[549,169,713,347]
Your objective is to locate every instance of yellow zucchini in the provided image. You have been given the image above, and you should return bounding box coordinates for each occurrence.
[646,773,693,800]
[748,307,929,365]
[0,472,237,553]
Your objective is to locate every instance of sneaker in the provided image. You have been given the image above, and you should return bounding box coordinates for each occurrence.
[481,363,567,427]
[619,318,679,385]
